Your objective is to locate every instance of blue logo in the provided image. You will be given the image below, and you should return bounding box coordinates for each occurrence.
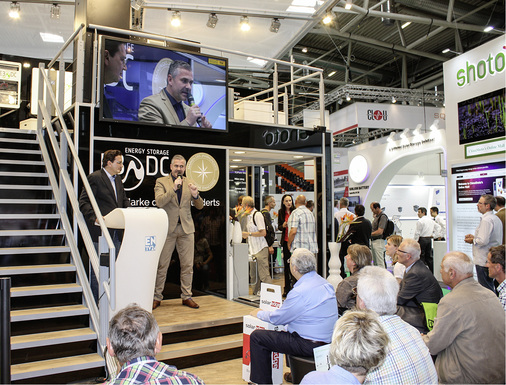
[145,236,156,251]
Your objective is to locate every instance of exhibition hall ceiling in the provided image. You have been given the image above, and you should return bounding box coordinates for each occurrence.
[0,0,504,122]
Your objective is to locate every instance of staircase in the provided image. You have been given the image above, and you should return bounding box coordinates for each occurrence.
[0,127,104,383]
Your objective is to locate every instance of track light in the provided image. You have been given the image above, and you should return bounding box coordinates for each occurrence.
[484,26,494,32]
[270,18,281,33]
[387,131,396,142]
[171,11,181,27]
[400,128,410,138]
[413,123,422,136]
[391,96,397,103]
[50,3,60,19]
[9,2,20,18]
[345,93,351,101]
[430,119,440,131]
[322,11,334,25]
[240,16,250,31]
[442,48,462,55]
[207,13,218,28]
[131,0,144,11]
[301,47,308,53]
[345,0,353,10]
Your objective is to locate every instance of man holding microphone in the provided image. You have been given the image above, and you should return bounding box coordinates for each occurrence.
[152,154,204,310]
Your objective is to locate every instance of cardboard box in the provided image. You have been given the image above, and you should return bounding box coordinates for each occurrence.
[242,283,284,384]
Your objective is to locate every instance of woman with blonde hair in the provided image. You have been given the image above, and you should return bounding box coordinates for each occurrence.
[385,235,405,282]
[336,244,372,315]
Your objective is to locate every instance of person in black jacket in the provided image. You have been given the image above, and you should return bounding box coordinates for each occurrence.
[340,204,372,277]
[278,194,294,296]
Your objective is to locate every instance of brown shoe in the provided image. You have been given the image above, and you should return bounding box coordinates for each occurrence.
[152,300,161,310]
[284,372,292,383]
[182,298,199,309]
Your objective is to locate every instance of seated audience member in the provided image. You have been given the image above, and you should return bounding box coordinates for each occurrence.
[301,309,389,385]
[248,248,338,385]
[395,238,443,333]
[336,244,372,315]
[105,304,204,385]
[487,245,506,310]
[356,266,438,384]
[384,235,404,279]
[423,252,505,384]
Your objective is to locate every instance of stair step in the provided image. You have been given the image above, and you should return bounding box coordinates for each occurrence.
[0,127,36,135]
[0,213,60,219]
[11,328,97,350]
[157,333,243,361]
[11,353,103,381]
[0,184,51,190]
[11,304,89,322]
[0,137,38,144]
[0,159,45,166]
[0,229,65,237]
[11,283,82,297]
[0,148,41,155]
[0,172,48,178]
[0,263,76,276]
[0,198,55,204]
[0,245,70,255]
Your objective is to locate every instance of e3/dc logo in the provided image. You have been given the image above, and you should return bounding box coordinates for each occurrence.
[122,154,145,192]
[145,236,156,251]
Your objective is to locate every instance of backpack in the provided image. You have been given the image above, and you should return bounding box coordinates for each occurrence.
[382,213,395,239]
[253,210,276,247]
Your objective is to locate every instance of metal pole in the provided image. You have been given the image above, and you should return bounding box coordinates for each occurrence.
[0,277,11,384]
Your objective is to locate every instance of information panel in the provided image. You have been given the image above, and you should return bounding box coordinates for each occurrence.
[0,60,21,109]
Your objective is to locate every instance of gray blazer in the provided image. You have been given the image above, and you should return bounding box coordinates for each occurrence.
[138,89,193,126]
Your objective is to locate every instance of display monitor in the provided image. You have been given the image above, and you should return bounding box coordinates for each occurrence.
[99,36,228,132]
[458,87,505,145]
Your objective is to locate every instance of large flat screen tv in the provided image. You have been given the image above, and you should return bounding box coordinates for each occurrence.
[458,87,505,145]
[99,36,228,132]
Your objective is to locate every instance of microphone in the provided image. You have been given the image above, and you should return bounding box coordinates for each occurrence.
[176,174,183,190]
[187,93,202,126]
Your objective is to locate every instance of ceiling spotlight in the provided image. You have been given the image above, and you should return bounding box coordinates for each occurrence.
[400,128,410,138]
[171,11,181,27]
[392,96,397,103]
[430,119,440,131]
[401,21,411,29]
[9,2,20,18]
[345,0,353,10]
[387,131,396,142]
[302,47,308,53]
[130,0,144,11]
[50,3,60,19]
[270,18,281,33]
[337,98,343,105]
[322,11,334,25]
[207,13,218,28]
[413,123,422,136]
[240,16,250,31]
[345,93,351,101]
[484,26,494,32]
[328,71,336,77]
[23,62,31,68]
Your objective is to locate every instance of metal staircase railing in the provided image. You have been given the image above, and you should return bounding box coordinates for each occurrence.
[36,23,117,365]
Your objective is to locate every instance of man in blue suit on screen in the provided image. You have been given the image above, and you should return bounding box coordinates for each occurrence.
[138,60,212,128]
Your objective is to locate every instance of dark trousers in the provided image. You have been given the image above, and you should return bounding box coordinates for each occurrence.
[281,240,293,295]
[339,242,348,278]
[476,265,496,293]
[250,329,324,385]
[418,237,433,273]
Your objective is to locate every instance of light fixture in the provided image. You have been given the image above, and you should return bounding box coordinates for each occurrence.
[337,98,343,105]
[232,159,242,162]
[23,62,31,68]
[322,11,334,25]
[293,155,304,159]
[40,32,64,43]
[328,71,336,77]
[345,0,353,10]
[413,123,422,136]
[270,18,281,33]
[50,3,60,19]
[401,21,411,29]
[430,119,440,131]
[301,47,308,53]
[9,2,20,19]
[171,11,181,27]
[387,131,396,142]
[240,16,250,31]
[400,128,410,138]
[345,93,351,101]
[234,151,245,154]
[391,96,397,103]
[130,0,144,11]
[207,13,218,28]
[442,48,462,55]
[484,26,494,32]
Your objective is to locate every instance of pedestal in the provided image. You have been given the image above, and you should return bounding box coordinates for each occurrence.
[327,242,343,289]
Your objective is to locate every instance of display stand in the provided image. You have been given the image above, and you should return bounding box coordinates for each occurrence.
[433,240,447,282]
[98,208,168,317]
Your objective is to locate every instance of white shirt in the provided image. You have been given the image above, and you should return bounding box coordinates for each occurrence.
[472,210,503,266]
[433,214,446,239]
[245,209,268,256]
[414,215,439,240]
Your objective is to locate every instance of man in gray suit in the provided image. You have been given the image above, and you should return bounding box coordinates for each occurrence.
[138,60,212,128]
[153,154,204,310]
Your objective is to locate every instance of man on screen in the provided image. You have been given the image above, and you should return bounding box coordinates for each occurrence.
[138,60,212,128]
[103,41,127,118]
